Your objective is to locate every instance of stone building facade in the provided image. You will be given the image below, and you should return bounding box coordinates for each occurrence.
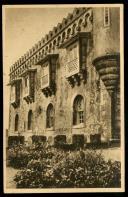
[8,7,120,146]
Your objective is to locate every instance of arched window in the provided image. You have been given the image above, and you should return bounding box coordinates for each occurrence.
[73,95,84,125]
[15,114,19,131]
[28,110,33,130]
[46,104,54,128]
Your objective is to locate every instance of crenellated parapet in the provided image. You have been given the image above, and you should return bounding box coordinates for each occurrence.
[9,7,93,83]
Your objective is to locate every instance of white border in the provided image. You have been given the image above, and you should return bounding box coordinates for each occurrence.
[3,4,124,193]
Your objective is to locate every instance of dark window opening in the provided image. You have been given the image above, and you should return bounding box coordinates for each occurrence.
[46,104,54,128]
[15,114,19,131]
[28,110,33,130]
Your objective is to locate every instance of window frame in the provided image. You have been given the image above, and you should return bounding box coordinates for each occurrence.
[104,7,110,27]
[24,75,29,96]
[73,95,84,126]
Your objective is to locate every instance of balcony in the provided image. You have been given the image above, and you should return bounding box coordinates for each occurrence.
[40,54,58,97]
[23,86,34,104]
[11,98,20,109]
[60,32,91,87]
[8,78,21,108]
[41,74,49,89]
[21,68,37,104]
[66,58,87,87]
[66,58,79,77]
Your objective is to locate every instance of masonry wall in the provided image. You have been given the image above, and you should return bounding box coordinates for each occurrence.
[93,7,120,58]
[9,39,111,143]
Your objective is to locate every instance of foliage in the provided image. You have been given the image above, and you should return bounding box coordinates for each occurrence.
[32,135,46,144]
[8,136,24,147]
[10,144,121,188]
[7,143,48,168]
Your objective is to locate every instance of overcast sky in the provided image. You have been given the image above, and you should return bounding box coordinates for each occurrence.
[3,6,75,130]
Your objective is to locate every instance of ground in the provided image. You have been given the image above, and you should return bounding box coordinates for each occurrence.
[97,147,121,161]
[6,167,19,188]
[6,147,121,189]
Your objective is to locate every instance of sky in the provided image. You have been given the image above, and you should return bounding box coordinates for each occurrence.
[3,6,75,130]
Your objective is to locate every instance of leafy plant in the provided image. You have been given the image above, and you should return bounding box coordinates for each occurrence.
[11,144,121,188]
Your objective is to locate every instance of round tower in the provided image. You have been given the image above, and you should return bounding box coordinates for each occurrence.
[92,7,120,140]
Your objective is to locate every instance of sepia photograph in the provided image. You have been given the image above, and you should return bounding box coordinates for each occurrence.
[3,4,124,193]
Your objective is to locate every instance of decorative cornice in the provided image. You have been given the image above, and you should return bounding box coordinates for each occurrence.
[59,32,91,48]
[36,54,59,65]
[19,68,37,77]
[7,78,22,86]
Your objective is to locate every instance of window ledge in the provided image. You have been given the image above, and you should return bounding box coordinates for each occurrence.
[14,131,19,133]
[27,130,33,133]
[72,123,85,129]
[46,127,54,131]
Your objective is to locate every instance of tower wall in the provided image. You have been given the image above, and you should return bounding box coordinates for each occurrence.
[93,7,120,58]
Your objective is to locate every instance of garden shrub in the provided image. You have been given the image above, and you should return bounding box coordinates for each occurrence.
[54,135,66,147]
[72,134,85,148]
[13,145,121,188]
[32,135,47,144]
[8,144,30,168]
[90,134,101,144]
[7,143,55,168]
[8,136,24,147]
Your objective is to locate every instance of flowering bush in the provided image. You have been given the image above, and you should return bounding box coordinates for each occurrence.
[12,144,121,188]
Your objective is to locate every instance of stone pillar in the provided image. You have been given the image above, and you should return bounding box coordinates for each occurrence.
[109,83,120,139]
